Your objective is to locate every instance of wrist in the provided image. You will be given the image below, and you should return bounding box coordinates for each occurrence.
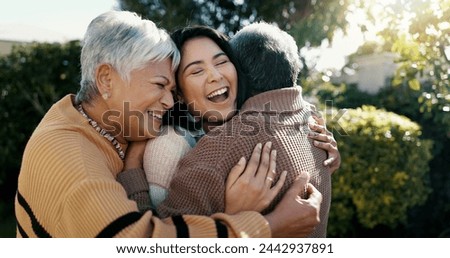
[124,160,143,170]
[263,213,280,238]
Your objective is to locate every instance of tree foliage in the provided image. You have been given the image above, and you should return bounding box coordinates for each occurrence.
[118,0,352,47]
[367,0,450,139]
[326,106,432,236]
[0,41,81,206]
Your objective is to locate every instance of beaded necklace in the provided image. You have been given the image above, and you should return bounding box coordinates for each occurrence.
[77,104,125,160]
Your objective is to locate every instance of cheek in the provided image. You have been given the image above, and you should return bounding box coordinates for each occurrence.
[225,66,238,90]
[180,79,204,104]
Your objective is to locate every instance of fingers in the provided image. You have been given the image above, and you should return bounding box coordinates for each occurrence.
[305,183,323,205]
[255,142,273,183]
[227,141,273,189]
[269,170,287,193]
[308,122,327,135]
[286,172,310,199]
[226,157,246,189]
[245,142,263,177]
[323,156,336,167]
[308,127,341,173]
[311,114,325,126]
[264,149,277,187]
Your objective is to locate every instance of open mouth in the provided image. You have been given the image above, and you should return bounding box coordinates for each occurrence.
[207,87,229,103]
[147,110,163,121]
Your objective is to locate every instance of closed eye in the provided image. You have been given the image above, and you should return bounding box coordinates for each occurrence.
[216,60,228,66]
[191,69,203,75]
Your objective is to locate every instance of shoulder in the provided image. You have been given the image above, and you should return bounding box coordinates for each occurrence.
[143,126,193,177]
[144,125,192,158]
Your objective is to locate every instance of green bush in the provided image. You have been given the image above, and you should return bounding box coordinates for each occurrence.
[0,41,81,213]
[326,105,433,236]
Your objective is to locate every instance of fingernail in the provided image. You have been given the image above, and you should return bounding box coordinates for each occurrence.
[238,157,246,165]
[314,141,319,146]
[257,143,262,149]
[271,149,277,157]
[266,141,272,149]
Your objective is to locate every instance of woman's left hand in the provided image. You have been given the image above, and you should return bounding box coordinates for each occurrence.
[308,115,341,174]
[225,142,287,214]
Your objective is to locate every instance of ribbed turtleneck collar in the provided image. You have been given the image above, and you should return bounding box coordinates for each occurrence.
[240,86,304,113]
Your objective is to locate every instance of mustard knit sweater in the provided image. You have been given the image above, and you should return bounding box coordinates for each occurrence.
[15,94,270,238]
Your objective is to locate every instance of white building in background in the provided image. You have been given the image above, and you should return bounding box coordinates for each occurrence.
[0,23,71,55]
[0,39,23,55]
[333,52,399,94]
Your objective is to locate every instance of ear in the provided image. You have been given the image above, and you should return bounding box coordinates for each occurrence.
[95,64,113,98]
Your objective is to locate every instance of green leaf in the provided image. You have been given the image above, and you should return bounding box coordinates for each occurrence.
[408,79,421,91]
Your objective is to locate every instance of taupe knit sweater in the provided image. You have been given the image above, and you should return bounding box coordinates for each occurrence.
[157,87,332,237]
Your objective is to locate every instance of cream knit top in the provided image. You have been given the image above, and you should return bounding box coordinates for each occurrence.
[15,94,270,238]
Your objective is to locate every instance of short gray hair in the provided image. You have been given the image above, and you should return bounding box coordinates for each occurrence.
[76,11,180,103]
[230,22,300,97]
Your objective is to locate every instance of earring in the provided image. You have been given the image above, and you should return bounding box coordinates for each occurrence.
[102,92,110,100]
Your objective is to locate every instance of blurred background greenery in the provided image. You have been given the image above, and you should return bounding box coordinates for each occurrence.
[0,0,448,237]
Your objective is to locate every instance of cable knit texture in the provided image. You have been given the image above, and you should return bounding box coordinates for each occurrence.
[15,94,271,238]
[157,87,332,237]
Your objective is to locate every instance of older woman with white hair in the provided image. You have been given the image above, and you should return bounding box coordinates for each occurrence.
[15,11,321,238]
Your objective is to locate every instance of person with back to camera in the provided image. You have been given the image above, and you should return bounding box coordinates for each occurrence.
[15,10,324,238]
[155,22,334,237]
[118,25,339,217]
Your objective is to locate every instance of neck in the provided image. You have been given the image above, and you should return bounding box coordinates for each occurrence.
[80,98,127,144]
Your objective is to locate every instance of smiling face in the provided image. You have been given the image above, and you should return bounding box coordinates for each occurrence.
[177,37,238,124]
[108,58,175,141]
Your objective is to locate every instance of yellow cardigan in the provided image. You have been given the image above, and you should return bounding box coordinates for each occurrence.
[15,94,270,238]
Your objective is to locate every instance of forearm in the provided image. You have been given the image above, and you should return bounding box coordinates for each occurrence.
[151,211,271,238]
[117,168,151,213]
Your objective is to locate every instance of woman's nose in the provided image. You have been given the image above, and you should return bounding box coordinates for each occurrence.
[161,90,174,110]
[207,67,223,83]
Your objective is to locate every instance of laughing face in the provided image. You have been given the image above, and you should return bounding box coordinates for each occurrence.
[177,37,238,125]
[108,58,175,141]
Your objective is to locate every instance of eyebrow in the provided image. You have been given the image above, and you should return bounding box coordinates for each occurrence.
[182,52,227,74]
[149,75,173,86]
[150,75,169,83]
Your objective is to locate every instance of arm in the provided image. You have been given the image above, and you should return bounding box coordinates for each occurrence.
[156,141,282,217]
[117,140,271,237]
[116,141,152,212]
[62,175,271,237]
[264,174,322,237]
[117,126,193,211]
[308,115,341,173]
[143,126,192,209]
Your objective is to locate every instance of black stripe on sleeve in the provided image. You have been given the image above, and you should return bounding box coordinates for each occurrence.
[171,215,189,238]
[16,221,29,238]
[215,220,228,238]
[96,211,143,238]
[17,191,52,238]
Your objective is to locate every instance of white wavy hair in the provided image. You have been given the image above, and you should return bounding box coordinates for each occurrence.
[76,11,180,103]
